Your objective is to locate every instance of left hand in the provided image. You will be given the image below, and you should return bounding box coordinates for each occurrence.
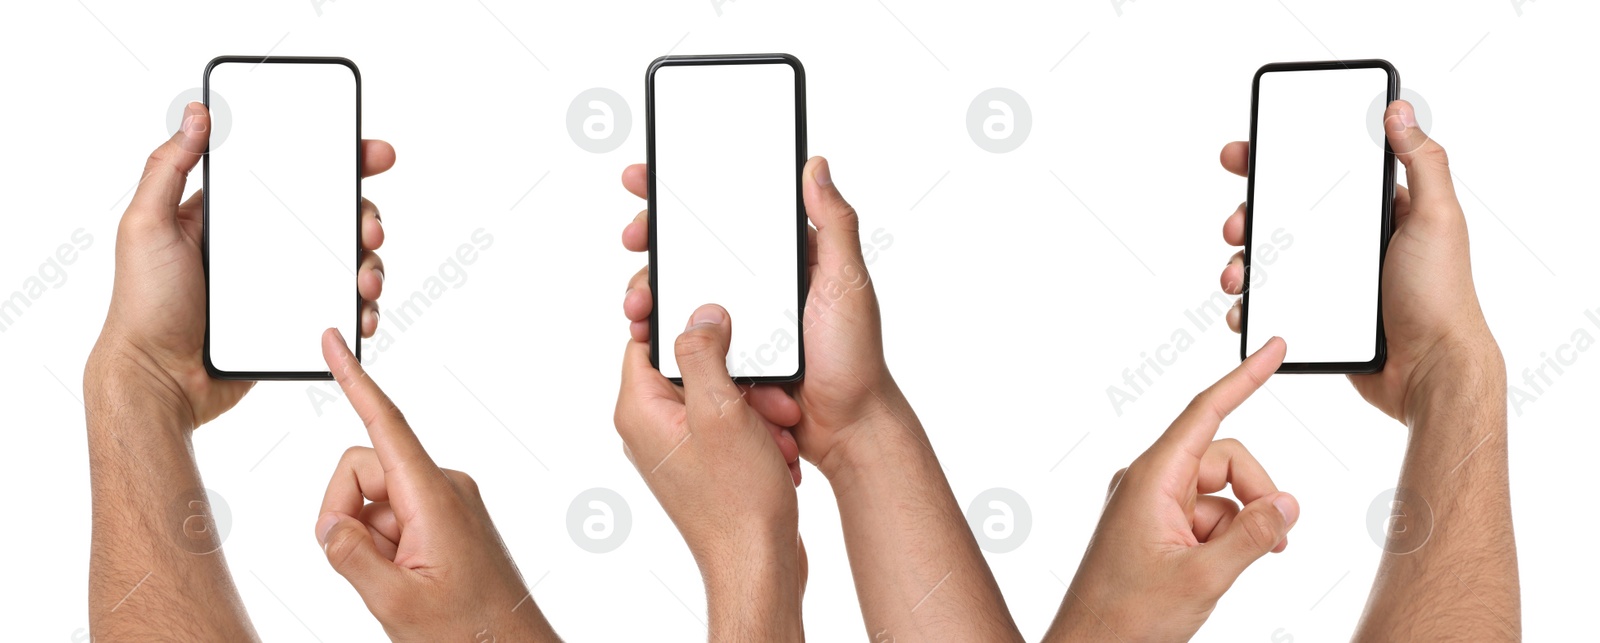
[88,102,394,428]
[1049,338,1300,642]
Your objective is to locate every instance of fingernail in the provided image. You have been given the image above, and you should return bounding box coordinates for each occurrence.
[375,268,385,285]
[316,513,340,545]
[185,110,207,134]
[687,306,724,329]
[180,114,195,136]
[813,160,832,187]
[1398,103,1418,129]
[1273,494,1298,526]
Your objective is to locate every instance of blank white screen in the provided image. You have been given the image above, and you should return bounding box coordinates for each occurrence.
[208,61,357,374]
[653,63,800,379]
[1247,67,1388,364]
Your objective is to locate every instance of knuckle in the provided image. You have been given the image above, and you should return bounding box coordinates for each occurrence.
[339,446,372,465]
[1239,508,1279,552]
[1107,467,1130,495]
[834,204,861,232]
[674,330,718,360]
[450,470,480,495]
[323,524,365,570]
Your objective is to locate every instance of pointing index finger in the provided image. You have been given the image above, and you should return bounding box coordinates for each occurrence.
[321,328,440,479]
[1150,337,1285,461]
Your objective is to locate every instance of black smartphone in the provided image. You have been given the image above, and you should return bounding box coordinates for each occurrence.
[203,56,362,380]
[1241,59,1398,374]
[646,53,808,384]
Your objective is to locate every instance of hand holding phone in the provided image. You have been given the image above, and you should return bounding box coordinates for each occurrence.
[89,91,392,427]
[1221,97,1501,420]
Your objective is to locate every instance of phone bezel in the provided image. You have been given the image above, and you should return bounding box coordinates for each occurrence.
[202,55,363,381]
[645,53,809,385]
[1241,59,1398,374]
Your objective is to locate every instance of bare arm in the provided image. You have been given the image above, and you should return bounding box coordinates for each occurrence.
[614,157,1018,641]
[822,396,1022,642]
[85,355,256,640]
[1354,348,1518,639]
[1213,100,1518,640]
[85,103,395,639]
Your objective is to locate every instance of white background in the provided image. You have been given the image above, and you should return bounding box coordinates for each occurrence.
[653,61,801,380]
[1247,66,1386,364]
[1,1,1593,641]
[209,60,358,374]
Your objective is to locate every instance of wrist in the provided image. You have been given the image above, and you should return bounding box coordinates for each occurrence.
[812,384,926,482]
[701,533,804,641]
[85,337,195,436]
[1403,333,1506,430]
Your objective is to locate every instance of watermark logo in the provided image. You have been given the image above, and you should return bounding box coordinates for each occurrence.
[966,487,1031,553]
[170,487,231,555]
[1366,486,1432,555]
[567,88,631,153]
[567,487,631,553]
[966,88,1031,153]
[167,88,232,151]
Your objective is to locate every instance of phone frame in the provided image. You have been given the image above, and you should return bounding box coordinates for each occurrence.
[202,55,363,381]
[1241,59,1398,374]
[645,53,809,385]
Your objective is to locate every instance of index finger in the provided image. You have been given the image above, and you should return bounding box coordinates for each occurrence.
[1149,336,1285,461]
[321,328,440,478]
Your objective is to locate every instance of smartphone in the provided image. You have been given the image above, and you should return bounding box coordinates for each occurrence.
[646,54,808,383]
[1241,60,1398,374]
[203,56,362,380]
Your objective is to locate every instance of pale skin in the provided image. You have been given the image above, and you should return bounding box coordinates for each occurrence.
[1216,100,1518,641]
[618,157,1021,641]
[85,103,391,640]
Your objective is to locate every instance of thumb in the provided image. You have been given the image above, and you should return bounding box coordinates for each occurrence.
[1197,491,1298,582]
[803,156,868,268]
[317,511,401,594]
[673,304,744,420]
[128,102,210,218]
[1383,100,1459,219]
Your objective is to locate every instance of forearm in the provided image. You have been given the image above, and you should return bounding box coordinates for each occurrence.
[85,356,257,641]
[702,535,804,642]
[1355,350,1519,641]
[825,396,1022,642]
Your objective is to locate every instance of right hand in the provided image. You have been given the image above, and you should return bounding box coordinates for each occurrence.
[314,329,556,643]
[1218,99,1502,422]
[1051,338,1298,641]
